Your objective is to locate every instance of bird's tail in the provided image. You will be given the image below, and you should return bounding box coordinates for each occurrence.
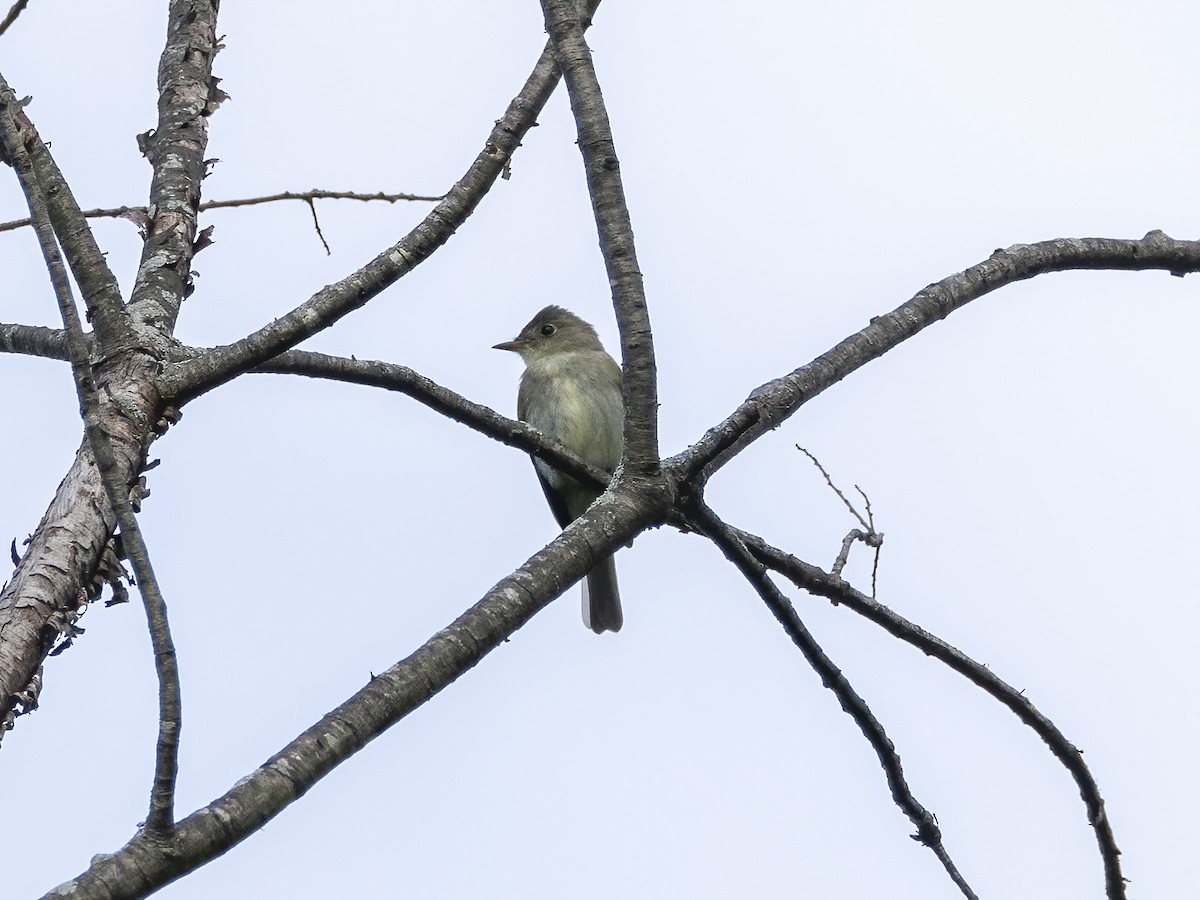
[582,556,622,634]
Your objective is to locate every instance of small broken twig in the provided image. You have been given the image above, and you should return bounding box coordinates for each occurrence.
[798,445,884,596]
[0,188,443,234]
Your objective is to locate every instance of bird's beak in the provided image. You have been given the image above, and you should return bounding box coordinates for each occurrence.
[492,339,522,352]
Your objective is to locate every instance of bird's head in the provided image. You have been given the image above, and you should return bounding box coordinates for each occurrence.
[493,305,604,361]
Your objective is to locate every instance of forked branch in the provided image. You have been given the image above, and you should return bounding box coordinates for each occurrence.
[691,501,979,900]
[540,0,659,473]
[0,77,182,835]
[724,522,1125,899]
[162,0,604,404]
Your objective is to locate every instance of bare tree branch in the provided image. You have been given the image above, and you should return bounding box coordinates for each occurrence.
[0,0,30,39]
[0,330,614,491]
[831,528,882,580]
[541,0,659,475]
[0,189,444,234]
[796,446,884,589]
[255,349,610,491]
[124,0,222,347]
[854,485,883,598]
[0,2,221,747]
[162,0,604,405]
[0,77,181,833]
[0,95,168,740]
[798,445,871,531]
[1,6,1166,894]
[201,188,444,210]
[691,501,979,900]
[46,446,663,899]
[0,356,162,737]
[673,233,1200,488]
[723,522,1126,900]
[304,197,330,254]
[1,3,609,737]
[27,156,129,348]
[2,98,130,348]
[0,321,70,359]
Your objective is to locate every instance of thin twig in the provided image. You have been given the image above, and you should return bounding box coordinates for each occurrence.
[797,446,883,591]
[540,0,659,475]
[828,525,883,595]
[855,485,875,530]
[691,500,978,900]
[0,78,182,836]
[868,533,882,598]
[202,188,444,210]
[2,92,130,346]
[0,189,444,233]
[855,484,883,597]
[831,528,867,578]
[0,0,30,38]
[305,198,330,254]
[798,445,869,530]
[210,188,443,210]
[723,522,1126,900]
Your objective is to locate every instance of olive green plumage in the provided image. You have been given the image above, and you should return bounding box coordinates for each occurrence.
[494,306,624,633]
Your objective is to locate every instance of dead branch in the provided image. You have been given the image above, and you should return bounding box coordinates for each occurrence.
[0,0,30,39]
[0,189,443,234]
[723,522,1125,899]
[0,73,182,833]
[541,0,659,473]
[692,501,978,900]
[677,233,1200,489]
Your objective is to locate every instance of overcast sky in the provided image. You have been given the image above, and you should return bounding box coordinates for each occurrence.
[3,1,1199,898]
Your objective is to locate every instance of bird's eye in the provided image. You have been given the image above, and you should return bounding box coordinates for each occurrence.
[540,323,556,336]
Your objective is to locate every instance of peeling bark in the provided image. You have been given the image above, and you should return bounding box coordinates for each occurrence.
[0,351,162,733]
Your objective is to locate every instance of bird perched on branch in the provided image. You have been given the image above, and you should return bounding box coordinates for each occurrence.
[494,305,624,633]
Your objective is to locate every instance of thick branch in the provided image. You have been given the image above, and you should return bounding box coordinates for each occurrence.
[48,456,664,898]
[0,77,182,834]
[540,0,658,474]
[693,503,978,900]
[0,89,161,740]
[0,321,69,359]
[727,523,1125,900]
[0,361,161,737]
[124,0,221,346]
[0,79,170,741]
[162,1,603,405]
[672,233,1200,486]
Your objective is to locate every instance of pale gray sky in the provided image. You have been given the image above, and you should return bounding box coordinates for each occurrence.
[3,2,1198,898]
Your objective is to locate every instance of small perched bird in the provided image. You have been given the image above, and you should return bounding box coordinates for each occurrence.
[494,306,624,633]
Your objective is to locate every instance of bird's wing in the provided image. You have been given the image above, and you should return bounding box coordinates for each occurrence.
[533,462,575,529]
